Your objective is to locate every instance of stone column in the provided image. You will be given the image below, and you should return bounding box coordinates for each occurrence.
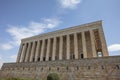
[66,35,70,60]
[74,33,79,59]
[52,37,56,60]
[16,43,23,62]
[99,28,109,56]
[35,40,40,62]
[59,36,63,60]
[30,41,36,62]
[25,42,31,62]
[90,30,97,57]
[21,43,27,62]
[40,39,45,61]
[46,39,50,61]
[82,32,87,58]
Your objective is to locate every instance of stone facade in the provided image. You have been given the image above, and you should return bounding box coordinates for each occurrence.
[0,56,120,80]
[0,20,120,80]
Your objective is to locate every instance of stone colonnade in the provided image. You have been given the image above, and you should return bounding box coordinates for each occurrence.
[16,23,108,63]
[16,29,108,63]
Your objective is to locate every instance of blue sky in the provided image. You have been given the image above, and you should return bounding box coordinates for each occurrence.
[0,0,120,67]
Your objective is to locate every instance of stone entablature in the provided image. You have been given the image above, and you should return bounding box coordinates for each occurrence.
[0,56,120,80]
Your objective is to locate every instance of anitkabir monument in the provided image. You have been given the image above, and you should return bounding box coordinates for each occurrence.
[0,20,120,80]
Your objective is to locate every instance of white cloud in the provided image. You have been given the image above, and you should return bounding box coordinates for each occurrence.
[10,54,17,61]
[0,55,1,60]
[0,54,17,69]
[1,43,13,50]
[1,18,61,50]
[0,62,3,69]
[0,55,4,69]
[108,44,120,52]
[59,0,81,9]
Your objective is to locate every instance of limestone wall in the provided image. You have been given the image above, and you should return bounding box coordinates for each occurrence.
[0,56,120,80]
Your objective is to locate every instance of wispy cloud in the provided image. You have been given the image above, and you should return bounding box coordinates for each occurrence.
[0,62,3,69]
[10,54,17,61]
[108,44,120,52]
[0,54,17,69]
[59,0,82,9]
[0,55,3,68]
[1,18,61,50]
[1,43,13,50]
